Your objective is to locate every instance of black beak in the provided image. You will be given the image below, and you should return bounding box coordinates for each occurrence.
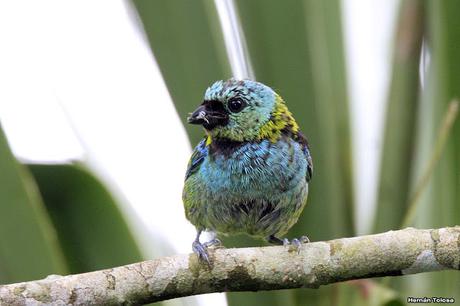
[187,105,208,125]
[187,101,229,129]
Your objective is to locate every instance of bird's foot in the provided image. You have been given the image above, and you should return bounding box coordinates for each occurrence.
[192,230,223,265]
[203,238,222,249]
[281,236,309,253]
[192,240,210,264]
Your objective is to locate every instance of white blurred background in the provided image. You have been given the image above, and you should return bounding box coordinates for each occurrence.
[0,1,399,305]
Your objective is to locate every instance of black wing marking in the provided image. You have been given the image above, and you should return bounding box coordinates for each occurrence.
[185,138,208,181]
[294,131,313,182]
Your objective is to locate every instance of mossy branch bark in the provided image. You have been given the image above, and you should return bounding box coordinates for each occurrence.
[1,227,459,305]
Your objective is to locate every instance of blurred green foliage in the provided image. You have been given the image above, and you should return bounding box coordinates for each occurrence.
[0,126,144,286]
[132,0,232,145]
[0,125,67,283]
[228,1,355,305]
[0,0,458,305]
[400,0,460,301]
[28,164,143,273]
[374,0,424,232]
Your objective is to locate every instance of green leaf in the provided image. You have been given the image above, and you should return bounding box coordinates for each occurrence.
[426,0,460,228]
[131,0,232,145]
[130,2,238,305]
[235,0,354,242]
[225,0,355,305]
[401,0,460,301]
[28,164,143,273]
[0,124,67,284]
[374,0,425,232]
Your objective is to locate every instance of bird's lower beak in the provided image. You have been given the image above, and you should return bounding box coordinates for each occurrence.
[187,105,209,124]
[187,102,229,129]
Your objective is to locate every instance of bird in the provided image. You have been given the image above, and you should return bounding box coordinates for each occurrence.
[183,79,313,262]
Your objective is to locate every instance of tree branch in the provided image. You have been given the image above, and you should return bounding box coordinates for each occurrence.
[1,227,459,305]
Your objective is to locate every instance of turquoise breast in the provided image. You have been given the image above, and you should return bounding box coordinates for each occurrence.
[187,136,309,237]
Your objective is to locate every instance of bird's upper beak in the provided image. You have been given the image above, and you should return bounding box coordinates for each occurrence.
[187,101,229,129]
[187,105,208,125]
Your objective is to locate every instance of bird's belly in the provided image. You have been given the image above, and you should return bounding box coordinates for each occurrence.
[193,139,308,236]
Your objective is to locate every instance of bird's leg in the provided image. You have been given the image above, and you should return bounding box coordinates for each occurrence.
[203,231,222,248]
[192,230,210,263]
[266,234,310,254]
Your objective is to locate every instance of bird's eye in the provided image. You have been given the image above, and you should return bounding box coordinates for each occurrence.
[227,98,246,113]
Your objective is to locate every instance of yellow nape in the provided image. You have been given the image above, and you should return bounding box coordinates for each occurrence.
[205,135,212,145]
[257,95,299,142]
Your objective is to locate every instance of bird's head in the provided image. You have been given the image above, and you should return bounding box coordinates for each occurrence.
[188,79,298,142]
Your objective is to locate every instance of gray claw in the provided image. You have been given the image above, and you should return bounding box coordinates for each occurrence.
[282,238,290,246]
[283,236,310,253]
[203,238,222,248]
[192,240,210,264]
[267,234,310,253]
[292,238,301,254]
[300,235,310,243]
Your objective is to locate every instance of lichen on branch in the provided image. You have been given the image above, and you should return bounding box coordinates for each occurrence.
[1,227,459,305]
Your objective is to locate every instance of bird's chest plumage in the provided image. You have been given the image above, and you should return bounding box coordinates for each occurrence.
[183,136,309,237]
[201,138,306,198]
